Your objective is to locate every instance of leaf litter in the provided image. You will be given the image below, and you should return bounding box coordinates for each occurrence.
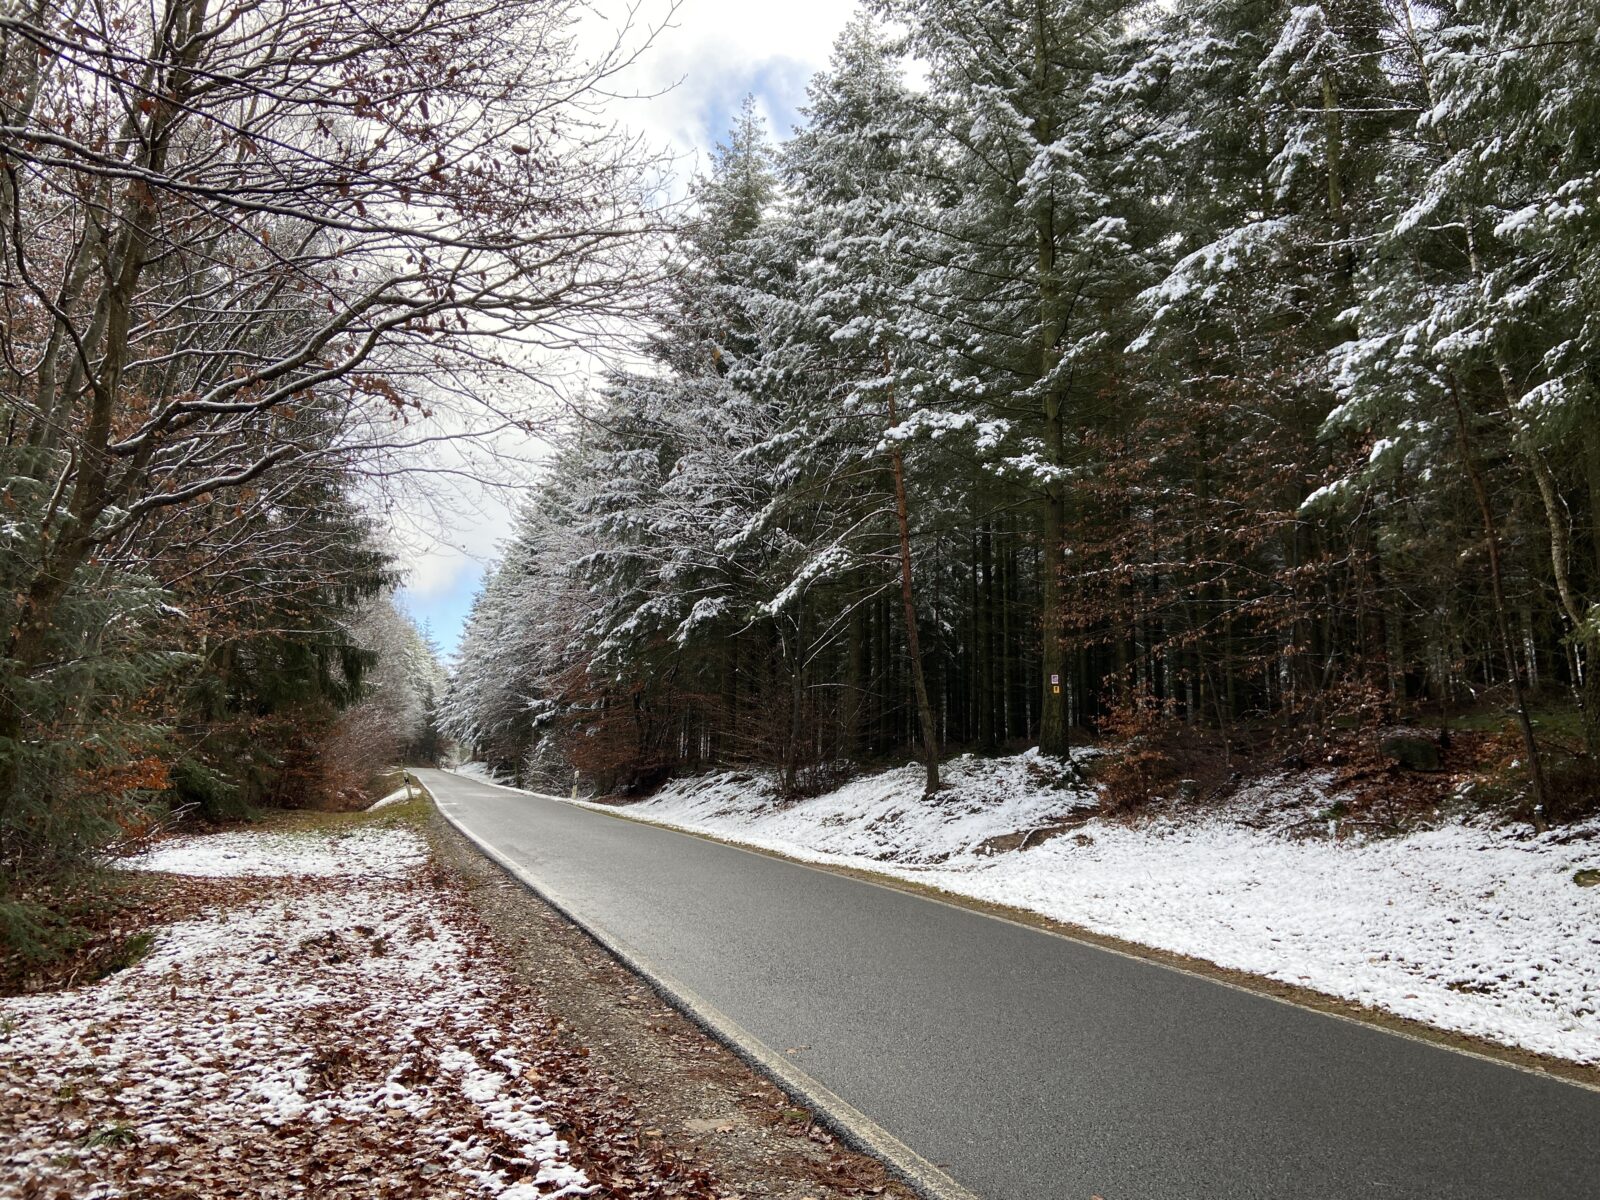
[1,825,724,1200]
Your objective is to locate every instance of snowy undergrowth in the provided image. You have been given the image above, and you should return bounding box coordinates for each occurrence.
[1,826,591,1199]
[118,823,428,879]
[615,749,1102,865]
[582,752,1600,1065]
[453,761,511,787]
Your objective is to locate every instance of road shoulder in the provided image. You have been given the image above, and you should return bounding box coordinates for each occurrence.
[424,804,920,1200]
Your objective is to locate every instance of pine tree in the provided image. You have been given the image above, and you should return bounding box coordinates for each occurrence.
[771,16,947,791]
[877,0,1153,760]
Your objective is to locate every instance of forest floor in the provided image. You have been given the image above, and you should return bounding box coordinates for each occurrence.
[0,799,912,1200]
[521,748,1600,1070]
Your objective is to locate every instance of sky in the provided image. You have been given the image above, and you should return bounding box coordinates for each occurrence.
[395,0,861,658]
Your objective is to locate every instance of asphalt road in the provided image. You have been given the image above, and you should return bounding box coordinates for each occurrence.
[418,768,1600,1200]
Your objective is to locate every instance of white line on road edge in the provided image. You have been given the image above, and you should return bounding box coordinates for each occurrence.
[429,785,986,1200]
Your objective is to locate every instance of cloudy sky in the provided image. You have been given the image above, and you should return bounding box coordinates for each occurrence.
[394,0,861,656]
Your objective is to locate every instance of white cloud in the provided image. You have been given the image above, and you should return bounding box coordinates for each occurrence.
[585,0,861,165]
[401,526,503,601]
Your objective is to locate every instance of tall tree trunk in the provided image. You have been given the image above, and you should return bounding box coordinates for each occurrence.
[1582,403,1600,759]
[885,369,941,794]
[1039,426,1070,759]
[783,615,805,798]
[979,519,998,751]
[1448,382,1549,826]
[844,598,866,759]
[1032,0,1070,761]
[1001,519,1016,741]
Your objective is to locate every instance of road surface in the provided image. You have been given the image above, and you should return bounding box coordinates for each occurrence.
[418,768,1600,1200]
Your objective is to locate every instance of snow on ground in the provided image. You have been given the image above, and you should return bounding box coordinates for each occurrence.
[610,750,1100,866]
[367,783,417,812]
[575,751,1600,1065]
[2,826,591,1199]
[117,824,427,879]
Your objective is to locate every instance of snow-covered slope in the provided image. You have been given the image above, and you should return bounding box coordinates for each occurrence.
[618,750,1099,865]
[590,752,1600,1065]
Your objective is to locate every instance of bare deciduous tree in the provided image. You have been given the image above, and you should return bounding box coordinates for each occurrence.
[0,0,671,805]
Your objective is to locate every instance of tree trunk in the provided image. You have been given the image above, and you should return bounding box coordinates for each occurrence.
[1026,0,1071,761]
[1448,381,1549,826]
[1583,403,1600,759]
[844,598,866,759]
[783,616,805,798]
[1001,520,1016,742]
[978,519,998,751]
[1039,449,1070,759]
[885,373,941,794]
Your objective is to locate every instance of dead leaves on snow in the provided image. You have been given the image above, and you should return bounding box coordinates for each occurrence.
[1,839,729,1200]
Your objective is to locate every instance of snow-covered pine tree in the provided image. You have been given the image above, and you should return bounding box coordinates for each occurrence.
[1422,0,1600,764]
[1109,1,1400,737]
[766,16,949,792]
[1325,0,1600,807]
[875,0,1154,760]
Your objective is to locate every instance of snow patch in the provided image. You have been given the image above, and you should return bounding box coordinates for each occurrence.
[119,825,428,879]
[4,826,592,1198]
[367,783,418,811]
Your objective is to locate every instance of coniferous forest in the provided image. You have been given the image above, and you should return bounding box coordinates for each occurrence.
[444,1,1600,819]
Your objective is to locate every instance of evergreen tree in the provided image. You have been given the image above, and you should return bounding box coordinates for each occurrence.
[878,0,1154,759]
[439,0,1600,821]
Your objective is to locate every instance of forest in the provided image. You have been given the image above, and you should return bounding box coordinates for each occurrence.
[444,0,1600,820]
[0,0,663,957]
[4,2,1597,1187]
